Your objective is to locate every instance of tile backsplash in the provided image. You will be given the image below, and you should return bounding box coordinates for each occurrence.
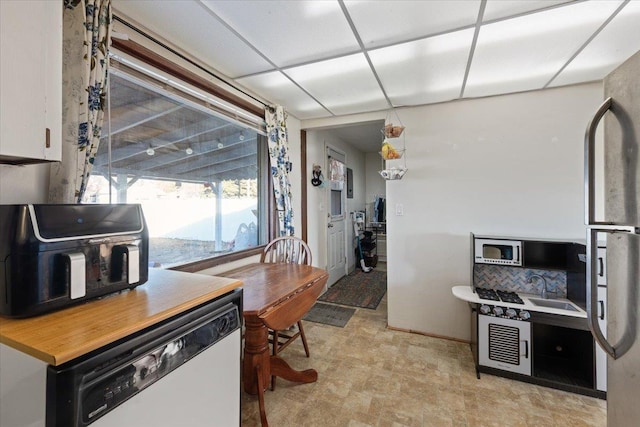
[474,264,567,298]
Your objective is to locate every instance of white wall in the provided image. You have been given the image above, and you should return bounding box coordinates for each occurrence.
[305,130,366,274]
[0,164,49,203]
[304,82,604,341]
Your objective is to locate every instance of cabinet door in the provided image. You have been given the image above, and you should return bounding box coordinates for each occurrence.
[595,285,607,392]
[0,0,61,163]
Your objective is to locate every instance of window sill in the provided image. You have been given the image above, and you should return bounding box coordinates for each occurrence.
[169,246,265,273]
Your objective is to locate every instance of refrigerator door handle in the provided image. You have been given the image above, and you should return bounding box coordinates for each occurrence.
[585,97,612,226]
[587,226,639,360]
[585,97,640,360]
[587,228,617,358]
[585,97,640,233]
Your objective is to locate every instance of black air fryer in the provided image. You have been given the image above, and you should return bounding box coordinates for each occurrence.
[0,204,149,317]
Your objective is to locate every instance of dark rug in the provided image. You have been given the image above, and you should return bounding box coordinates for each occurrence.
[318,269,386,309]
[303,302,355,328]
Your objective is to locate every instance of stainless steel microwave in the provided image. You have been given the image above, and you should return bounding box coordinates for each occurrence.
[474,238,522,266]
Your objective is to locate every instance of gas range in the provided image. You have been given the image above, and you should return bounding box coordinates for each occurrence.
[475,287,524,304]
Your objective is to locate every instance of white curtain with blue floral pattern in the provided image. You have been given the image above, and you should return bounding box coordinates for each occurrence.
[265,105,294,236]
[49,0,112,203]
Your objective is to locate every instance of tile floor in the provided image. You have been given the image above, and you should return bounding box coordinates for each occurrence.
[240,277,606,426]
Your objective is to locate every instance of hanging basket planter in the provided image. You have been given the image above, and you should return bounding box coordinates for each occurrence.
[379,167,407,180]
[383,123,405,138]
[379,148,405,160]
[380,138,404,160]
[380,110,407,181]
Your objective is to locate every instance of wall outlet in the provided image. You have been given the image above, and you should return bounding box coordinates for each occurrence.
[395,204,404,216]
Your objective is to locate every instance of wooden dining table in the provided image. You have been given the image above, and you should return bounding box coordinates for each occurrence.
[213,262,329,426]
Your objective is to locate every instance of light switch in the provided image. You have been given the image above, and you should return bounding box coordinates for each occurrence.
[395,204,404,216]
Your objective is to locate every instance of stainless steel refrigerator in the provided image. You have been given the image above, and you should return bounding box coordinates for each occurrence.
[585,49,640,426]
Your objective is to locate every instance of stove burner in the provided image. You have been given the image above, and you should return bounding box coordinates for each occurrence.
[475,287,500,301]
[475,288,524,304]
[496,290,524,304]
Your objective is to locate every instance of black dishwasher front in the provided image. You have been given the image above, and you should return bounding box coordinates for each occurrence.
[46,289,241,427]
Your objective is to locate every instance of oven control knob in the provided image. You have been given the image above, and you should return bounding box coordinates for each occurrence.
[479,305,491,315]
[505,308,517,319]
[492,307,504,317]
[519,310,531,320]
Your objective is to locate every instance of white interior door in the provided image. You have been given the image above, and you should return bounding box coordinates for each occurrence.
[327,147,347,286]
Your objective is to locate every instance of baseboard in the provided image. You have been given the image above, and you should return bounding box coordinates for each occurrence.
[386,325,470,344]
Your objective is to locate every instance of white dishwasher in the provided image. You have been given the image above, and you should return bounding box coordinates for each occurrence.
[48,290,241,426]
[90,329,240,427]
[0,290,244,427]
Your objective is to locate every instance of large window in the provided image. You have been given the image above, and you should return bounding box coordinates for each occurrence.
[86,59,269,269]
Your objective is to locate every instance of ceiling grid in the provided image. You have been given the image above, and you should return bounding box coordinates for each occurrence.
[111,0,640,123]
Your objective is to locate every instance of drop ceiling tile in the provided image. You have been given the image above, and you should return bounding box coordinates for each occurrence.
[369,29,475,106]
[464,0,623,98]
[236,72,331,120]
[284,54,389,116]
[112,1,272,78]
[483,0,575,22]
[550,1,640,87]
[345,0,480,48]
[201,0,360,69]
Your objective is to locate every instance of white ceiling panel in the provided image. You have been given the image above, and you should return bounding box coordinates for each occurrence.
[110,0,640,126]
[201,0,360,69]
[483,0,576,22]
[112,1,272,78]
[464,0,623,98]
[236,72,331,120]
[551,1,640,87]
[325,120,386,152]
[345,0,480,48]
[370,29,474,106]
[284,54,389,116]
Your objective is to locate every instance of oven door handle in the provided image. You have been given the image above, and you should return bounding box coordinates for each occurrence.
[521,340,529,359]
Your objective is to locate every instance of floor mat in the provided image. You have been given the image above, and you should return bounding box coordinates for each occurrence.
[303,302,356,327]
[318,269,387,309]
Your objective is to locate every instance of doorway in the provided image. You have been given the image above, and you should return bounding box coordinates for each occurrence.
[300,120,385,285]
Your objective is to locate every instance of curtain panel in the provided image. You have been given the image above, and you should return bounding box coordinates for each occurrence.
[49,0,112,203]
[265,105,294,236]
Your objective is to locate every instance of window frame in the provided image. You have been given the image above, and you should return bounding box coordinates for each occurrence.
[109,37,276,272]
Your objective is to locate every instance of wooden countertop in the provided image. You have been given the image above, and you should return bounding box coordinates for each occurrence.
[0,269,241,366]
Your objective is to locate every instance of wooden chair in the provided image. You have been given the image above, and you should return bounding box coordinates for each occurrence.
[260,236,312,389]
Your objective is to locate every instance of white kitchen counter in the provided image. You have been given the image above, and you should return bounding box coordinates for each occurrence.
[452,285,586,318]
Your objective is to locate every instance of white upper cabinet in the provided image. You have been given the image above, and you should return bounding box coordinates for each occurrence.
[0,0,62,164]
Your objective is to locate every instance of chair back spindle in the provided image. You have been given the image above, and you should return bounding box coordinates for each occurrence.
[261,237,311,266]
